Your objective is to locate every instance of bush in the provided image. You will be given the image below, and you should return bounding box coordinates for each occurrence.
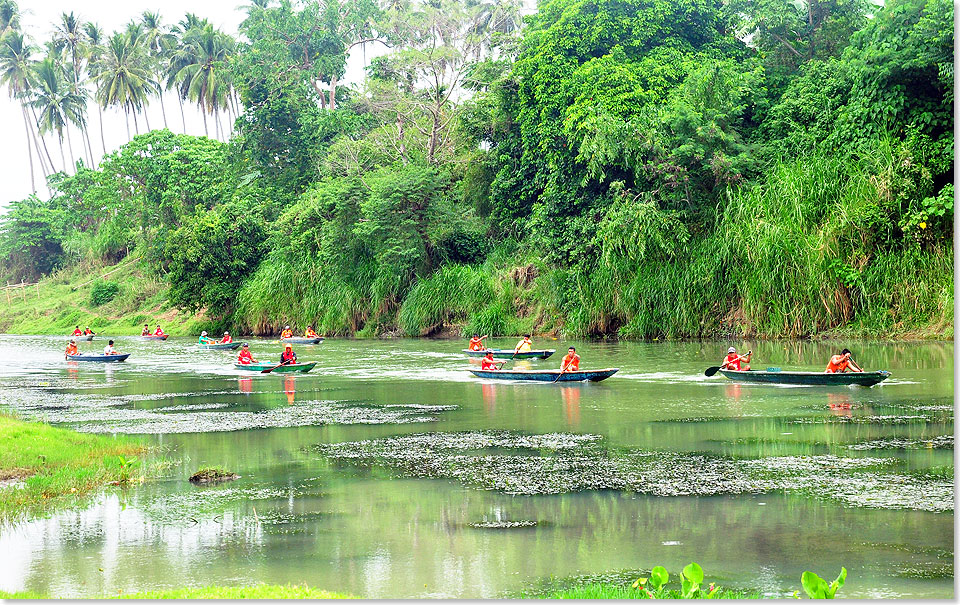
[89,281,121,307]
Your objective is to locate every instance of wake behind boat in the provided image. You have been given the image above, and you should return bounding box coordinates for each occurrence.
[463,348,555,360]
[718,368,890,387]
[469,368,618,382]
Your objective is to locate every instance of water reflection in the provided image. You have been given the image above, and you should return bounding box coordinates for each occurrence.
[284,376,296,405]
[481,384,496,416]
[238,378,252,394]
[560,386,580,427]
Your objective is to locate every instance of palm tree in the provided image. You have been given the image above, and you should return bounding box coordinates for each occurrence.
[53,12,95,167]
[93,30,153,142]
[0,31,45,191]
[140,11,175,131]
[83,21,107,156]
[0,0,20,39]
[29,57,86,175]
[171,24,234,139]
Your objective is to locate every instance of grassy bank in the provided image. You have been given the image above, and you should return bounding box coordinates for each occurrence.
[0,258,203,336]
[0,413,146,520]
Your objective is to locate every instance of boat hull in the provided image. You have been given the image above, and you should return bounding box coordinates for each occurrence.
[719,369,891,387]
[71,334,95,341]
[234,362,317,373]
[66,353,130,363]
[200,342,241,350]
[141,335,169,340]
[463,349,555,360]
[281,337,324,344]
[469,368,618,382]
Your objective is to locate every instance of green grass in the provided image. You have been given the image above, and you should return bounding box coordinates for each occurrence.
[0,413,146,520]
[526,584,763,599]
[0,258,202,336]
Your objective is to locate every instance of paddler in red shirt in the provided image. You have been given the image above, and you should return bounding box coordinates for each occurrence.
[721,346,751,371]
[220,331,233,344]
[560,347,580,372]
[72,326,82,336]
[154,325,165,336]
[237,343,257,365]
[480,350,502,371]
[825,349,862,373]
[468,334,488,351]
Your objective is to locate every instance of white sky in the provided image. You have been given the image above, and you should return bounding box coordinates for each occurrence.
[0,0,387,208]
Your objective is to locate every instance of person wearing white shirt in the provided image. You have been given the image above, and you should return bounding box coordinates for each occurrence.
[103,340,118,355]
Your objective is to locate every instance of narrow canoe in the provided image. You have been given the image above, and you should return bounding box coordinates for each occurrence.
[200,342,241,350]
[66,353,130,363]
[719,369,891,387]
[234,362,317,374]
[71,334,95,341]
[141,334,169,341]
[281,337,324,344]
[463,349,555,360]
[469,368,619,382]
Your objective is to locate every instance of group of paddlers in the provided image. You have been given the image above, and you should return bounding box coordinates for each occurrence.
[236,342,298,365]
[141,324,166,336]
[720,346,864,373]
[468,333,581,374]
[199,331,233,345]
[279,325,320,339]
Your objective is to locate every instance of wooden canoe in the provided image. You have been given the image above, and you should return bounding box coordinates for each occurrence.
[66,353,130,363]
[200,342,241,350]
[280,337,324,344]
[469,368,618,382]
[141,334,169,340]
[234,362,317,373]
[718,369,891,387]
[463,348,555,360]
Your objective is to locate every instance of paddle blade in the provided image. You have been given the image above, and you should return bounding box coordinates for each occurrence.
[704,366,721,377]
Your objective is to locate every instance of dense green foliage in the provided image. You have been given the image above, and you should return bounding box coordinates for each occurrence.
[0,0,952,338]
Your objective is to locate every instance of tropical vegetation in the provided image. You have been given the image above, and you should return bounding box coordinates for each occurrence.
[0,0,952,339]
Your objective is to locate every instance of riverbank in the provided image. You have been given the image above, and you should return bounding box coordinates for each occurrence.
[0,413,146,520]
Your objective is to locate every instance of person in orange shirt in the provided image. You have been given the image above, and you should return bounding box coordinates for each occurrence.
[220,331,233,344]
[83,326,95,335]
[721,346,751,371]
[468,334,489,351]
[304,326,318,338]
[825,349,862,373]
[65,340,78,357]
[237,343,257,365]
[480,350,502,371]
[560,347,580,372]
[280,325,293,339]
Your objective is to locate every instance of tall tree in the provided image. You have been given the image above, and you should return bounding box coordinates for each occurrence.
[0,31,43,191]
[82,21,107,156]
[93,30,153,142]
[171,23,235,139]
[52,12,95,167]
[140,11,175,130]
[29,57,86,175]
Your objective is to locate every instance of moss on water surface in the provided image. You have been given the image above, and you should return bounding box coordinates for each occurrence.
[314,431,953,512]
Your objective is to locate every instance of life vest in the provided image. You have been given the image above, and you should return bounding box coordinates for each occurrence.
[84,329,93,335]
[65,345,78,356]
[481,357,498,370]
[515,339,532,353]
[238,349,254,364]
[154,328,164,335]
[469,338,484,351]
[221,335,232,344]
[561,353,580,371]
[724,353,741,370]
[825,355,849,373]
[281,350,297,364]
[281,329,293,339]
[305,329,317,337]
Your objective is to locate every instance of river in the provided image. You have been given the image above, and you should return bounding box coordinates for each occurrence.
[0,335,953,598]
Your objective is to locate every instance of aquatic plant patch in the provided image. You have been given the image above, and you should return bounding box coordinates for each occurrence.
[847,435,954,450]
[314,431,953,512]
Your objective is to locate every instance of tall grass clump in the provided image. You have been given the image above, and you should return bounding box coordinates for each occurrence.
[398,264,496,335]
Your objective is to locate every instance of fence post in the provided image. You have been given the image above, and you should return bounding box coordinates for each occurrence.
[20,280,25,302]
[36,282,40,299]
[4,283,9,305]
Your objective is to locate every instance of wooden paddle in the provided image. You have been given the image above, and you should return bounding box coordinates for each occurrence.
[553,359,574,383]
[261,361,289,374]
[704,366,722,377]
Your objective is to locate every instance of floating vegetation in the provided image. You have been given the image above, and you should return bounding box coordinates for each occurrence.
[469,520,538,529]
[189,467,240,484]
[315,431,953,512]
[847,436,954,451]
[895,563,955,580]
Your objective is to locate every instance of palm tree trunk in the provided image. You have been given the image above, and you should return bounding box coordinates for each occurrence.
[83,121,94,168]
[65,124,76,174]
[177,94,186,132]
[142,106,151,132]
[213,106,220,140]
[158,90,169,130]
[19,106,36,194]
[30,107,58,173]
[124,108,131,141]
[97,103,106,156]
[133,110,140,135]
[58,134,67,174]
[201,108,208,137]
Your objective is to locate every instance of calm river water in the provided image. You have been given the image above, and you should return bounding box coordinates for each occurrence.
[0,336,953,598]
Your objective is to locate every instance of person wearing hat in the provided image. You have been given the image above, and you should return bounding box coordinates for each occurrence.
[65,339,78,358]
[280,325,293,339]
[83,326,95,336]
[199,331,213,345]
[237,343,257,365]
[220,331,233,344]
[721,346,751,371]
[480,349,502,371]
[280,343,297,365]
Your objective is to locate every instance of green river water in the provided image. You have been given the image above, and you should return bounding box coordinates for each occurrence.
[0,336,953,598]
